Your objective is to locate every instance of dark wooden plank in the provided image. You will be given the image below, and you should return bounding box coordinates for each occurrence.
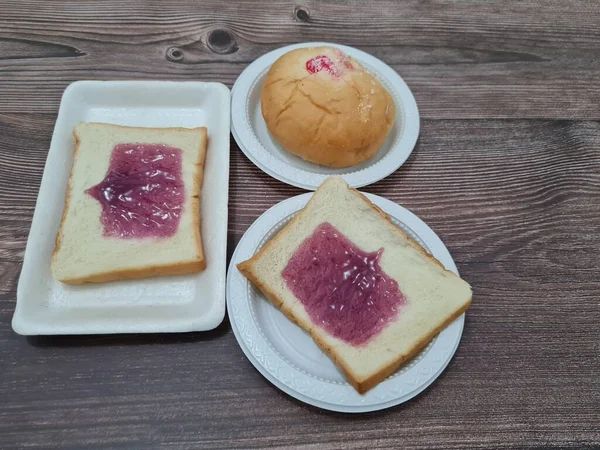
[0,113,599,449]
[1,0,600,118]
[1,0,600,447]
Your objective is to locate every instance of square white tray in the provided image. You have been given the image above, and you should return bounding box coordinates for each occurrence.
[12,80,230,335]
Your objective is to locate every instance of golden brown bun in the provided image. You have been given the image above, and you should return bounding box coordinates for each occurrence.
[260,46,396,168]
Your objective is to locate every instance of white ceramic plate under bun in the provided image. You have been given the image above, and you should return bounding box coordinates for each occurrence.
[231,42,420,190]
[12,81,230,335]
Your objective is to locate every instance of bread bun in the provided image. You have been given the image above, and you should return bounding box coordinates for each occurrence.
[260,46,396,168]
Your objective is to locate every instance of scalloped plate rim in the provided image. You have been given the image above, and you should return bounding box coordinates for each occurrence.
[231,42,420,190]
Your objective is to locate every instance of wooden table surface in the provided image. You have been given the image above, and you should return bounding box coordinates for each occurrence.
[1,1,599,449]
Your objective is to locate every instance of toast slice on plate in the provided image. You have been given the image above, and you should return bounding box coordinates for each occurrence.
[52,122,207,284]
[237,177,472,393]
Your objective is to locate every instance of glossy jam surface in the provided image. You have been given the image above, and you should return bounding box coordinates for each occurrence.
[86,143,185,239]
[282,223,405,346]
[305,52,354,77]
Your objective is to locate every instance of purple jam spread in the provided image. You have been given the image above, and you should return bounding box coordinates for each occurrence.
[86,143,185,239]
[282,223,405,346]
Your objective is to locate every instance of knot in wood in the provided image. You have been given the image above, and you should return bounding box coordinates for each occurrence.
[207,29,238,54]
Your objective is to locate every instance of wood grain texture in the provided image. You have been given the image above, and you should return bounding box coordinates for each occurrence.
[1,0,600,118]
[1,115,599,449]
[1,0,600,449]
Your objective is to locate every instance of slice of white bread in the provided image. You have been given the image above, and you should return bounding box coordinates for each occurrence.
[52,122,207,284]
[237,177,472,394]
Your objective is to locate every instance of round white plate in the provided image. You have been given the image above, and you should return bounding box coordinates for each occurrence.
[227,193,465,413]
[231,42,420,190]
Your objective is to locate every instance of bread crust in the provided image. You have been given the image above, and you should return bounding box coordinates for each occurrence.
[52,123,207,284]
[51,126,82,268]
[60,259,206,284]
[190,128,207,276]
[237,177,472,394]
